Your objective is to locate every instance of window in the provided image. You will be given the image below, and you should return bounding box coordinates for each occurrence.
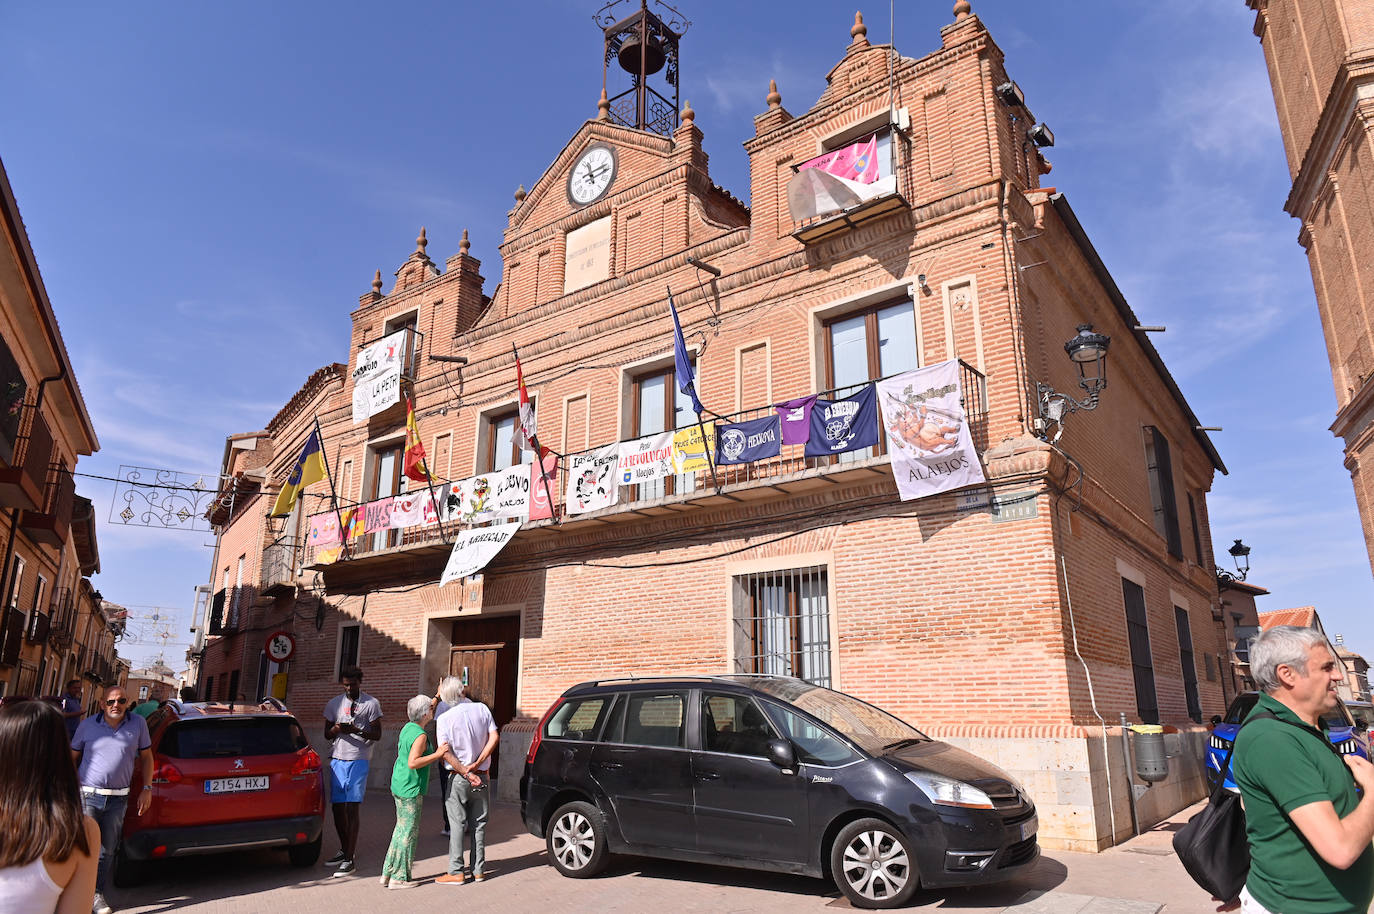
[701,692,778,757]
[1121,578,1159,724]
[204,675,214,702]
[33,574,46,621]
[1143,427,1183,559]
[384,312,420,378]
[228,555,245,630]
[227,669,241,703]
[620,692,685,748]
[733,566,831,686]
[337,623,361,680]
[139,685,149,700]
[8,555,24,612]
[631,364,697,499]
[759,700,859,766]
[367,442,404,549]
[1187,493,1204,566]
[545,696,610,741]
[1204,653,1215,682]
[162,717,307,758]
[824,300,917,460]
[816,127,894,181]
[1174,606,1202,723]
[485,409,534,472]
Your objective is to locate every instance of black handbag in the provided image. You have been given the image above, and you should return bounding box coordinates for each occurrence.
[1172,711,1277,901]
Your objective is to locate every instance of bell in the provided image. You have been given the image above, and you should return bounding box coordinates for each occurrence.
[618,33,666,75]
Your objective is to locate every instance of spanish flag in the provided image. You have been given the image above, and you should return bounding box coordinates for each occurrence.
[271,430,326,517]
[403,398,431,483]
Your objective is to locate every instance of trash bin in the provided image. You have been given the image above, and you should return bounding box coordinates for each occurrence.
[1130,724,1168,783]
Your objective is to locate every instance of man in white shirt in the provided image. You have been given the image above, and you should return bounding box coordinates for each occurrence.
[322,666,382,877]
[434,677,498,884]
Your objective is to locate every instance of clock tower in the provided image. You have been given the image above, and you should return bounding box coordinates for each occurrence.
[595,0,688,136]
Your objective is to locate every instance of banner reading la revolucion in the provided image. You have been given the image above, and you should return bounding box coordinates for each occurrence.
[876,361,985,501]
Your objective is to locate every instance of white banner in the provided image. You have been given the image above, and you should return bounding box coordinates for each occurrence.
[566,444,620,514]
[352,367,401,423]
[877,361,986,501]
[456,465,531,524]
[617,432,674,486]
[352,329,407,423]
[388,483,450,529]
[439,522,520,586]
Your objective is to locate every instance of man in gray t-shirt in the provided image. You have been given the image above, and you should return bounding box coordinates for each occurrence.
[322,666,382,875]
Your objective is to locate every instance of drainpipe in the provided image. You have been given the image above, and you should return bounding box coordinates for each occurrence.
[0,367,65,691]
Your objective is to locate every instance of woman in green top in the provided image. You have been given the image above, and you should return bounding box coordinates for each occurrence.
[380,694,449,888]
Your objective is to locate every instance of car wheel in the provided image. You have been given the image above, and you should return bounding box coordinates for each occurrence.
[112,844,149,888]
[829,817,919,909]
[288,835,322,867]
[545,800,609,878]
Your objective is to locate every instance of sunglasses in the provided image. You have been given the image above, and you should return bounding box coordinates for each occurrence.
[105,698,127,707]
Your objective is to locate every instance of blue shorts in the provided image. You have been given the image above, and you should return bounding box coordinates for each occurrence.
[329,759,369,803]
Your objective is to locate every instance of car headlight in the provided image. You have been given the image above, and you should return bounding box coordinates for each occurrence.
[906,771,995,809]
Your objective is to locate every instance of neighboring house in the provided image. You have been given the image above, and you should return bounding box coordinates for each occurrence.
[0,156,109,697]
[1333,636,1372,704]
[198,6,1229,851]
[1258,605,1328,637]
[1242,3,1374,572]
[1219,578,1268,692]
[126,662,179,704]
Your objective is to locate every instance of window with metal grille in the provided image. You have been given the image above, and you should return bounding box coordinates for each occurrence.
[732,566,831,686]
[1121,577,1159,724]
[1174,606,1202,723]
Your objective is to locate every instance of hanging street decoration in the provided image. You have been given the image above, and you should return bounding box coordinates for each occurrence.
[566,444,620,514]
[804,386,880,457]
[617,432,674,486]
[672,425,709,473]
[457,465,531,524]
[351,329,406,423]
[440,522,521,586]
[529,453,558,521]
[774,394,817,445]
[877,361,987,500]
[109,466,216,531]
[714,414,781,465]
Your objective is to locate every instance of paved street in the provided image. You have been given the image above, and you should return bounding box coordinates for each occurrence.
[111,789,1225,914]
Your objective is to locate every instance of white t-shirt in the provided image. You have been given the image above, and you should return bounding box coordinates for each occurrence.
[324,691,383,761]
[436,699,497,773]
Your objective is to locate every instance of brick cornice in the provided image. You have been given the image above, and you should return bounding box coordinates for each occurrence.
[1285,62,1374,219]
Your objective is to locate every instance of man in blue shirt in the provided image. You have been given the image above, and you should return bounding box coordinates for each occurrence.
[60,678,84,740]
[72,684,154,914]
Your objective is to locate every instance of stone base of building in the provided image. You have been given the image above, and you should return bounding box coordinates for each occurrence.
[495,721,1208,852]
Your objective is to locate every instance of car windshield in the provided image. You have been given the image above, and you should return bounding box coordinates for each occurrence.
[1223,694,1259,725]
[747,679,927,756]
[161,717,307,758]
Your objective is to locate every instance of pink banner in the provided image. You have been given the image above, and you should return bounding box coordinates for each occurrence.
[798,133,879,184]
[364,497,394,533]
[530,454,558,521]
[307,512,340,547]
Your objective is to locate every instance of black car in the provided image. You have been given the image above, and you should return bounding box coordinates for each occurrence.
[520,675,1037,908]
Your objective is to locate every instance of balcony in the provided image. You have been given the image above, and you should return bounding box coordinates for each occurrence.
[70,496,100,574]
[307,363,989,595]
[0,408,53,511]
[207,589,226,635]
[20,462,76,547]
[47,587,74,650]
[26,610,49,644]
[0,338,25,466]
[0,608,23,667]
[261,537,301,596]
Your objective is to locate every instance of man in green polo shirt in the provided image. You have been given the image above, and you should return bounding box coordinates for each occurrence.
[1234,625,1374,913]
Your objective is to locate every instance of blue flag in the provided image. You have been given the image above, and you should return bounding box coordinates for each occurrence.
[805,385,880,457]
[715,415,782,465]
[667,289,704,416]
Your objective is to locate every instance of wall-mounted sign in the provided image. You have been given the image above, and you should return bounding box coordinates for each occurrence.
[564,216,611,294]
[265,630,296,663]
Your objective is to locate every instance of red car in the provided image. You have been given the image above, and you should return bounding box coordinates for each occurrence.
[115,699,324,885]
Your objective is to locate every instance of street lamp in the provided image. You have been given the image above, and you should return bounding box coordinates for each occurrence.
[1216,538,1252,588]
[1033,324,1111,442]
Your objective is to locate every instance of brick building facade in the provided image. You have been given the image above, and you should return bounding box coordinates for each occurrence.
[0,155,115,703]
[199,5,1230,851]
[1243,1,1374,568]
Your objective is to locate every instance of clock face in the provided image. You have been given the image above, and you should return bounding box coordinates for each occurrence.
[568,145,616,205]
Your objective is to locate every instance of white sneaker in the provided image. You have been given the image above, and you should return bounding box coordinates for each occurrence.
[93,893,113,914]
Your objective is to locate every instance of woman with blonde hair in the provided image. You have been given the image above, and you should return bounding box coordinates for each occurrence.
[0,699,100,914]
[379,693,449,888]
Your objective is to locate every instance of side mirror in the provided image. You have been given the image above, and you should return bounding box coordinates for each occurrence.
[1209,715,1222,727]
[766,738,797,773]
[1355,721,1368,734]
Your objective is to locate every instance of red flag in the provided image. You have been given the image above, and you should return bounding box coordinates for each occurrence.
[403,398,431,483]
[515,352,538,454]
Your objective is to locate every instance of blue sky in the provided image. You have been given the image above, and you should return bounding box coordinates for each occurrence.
[2,0,1368,670]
